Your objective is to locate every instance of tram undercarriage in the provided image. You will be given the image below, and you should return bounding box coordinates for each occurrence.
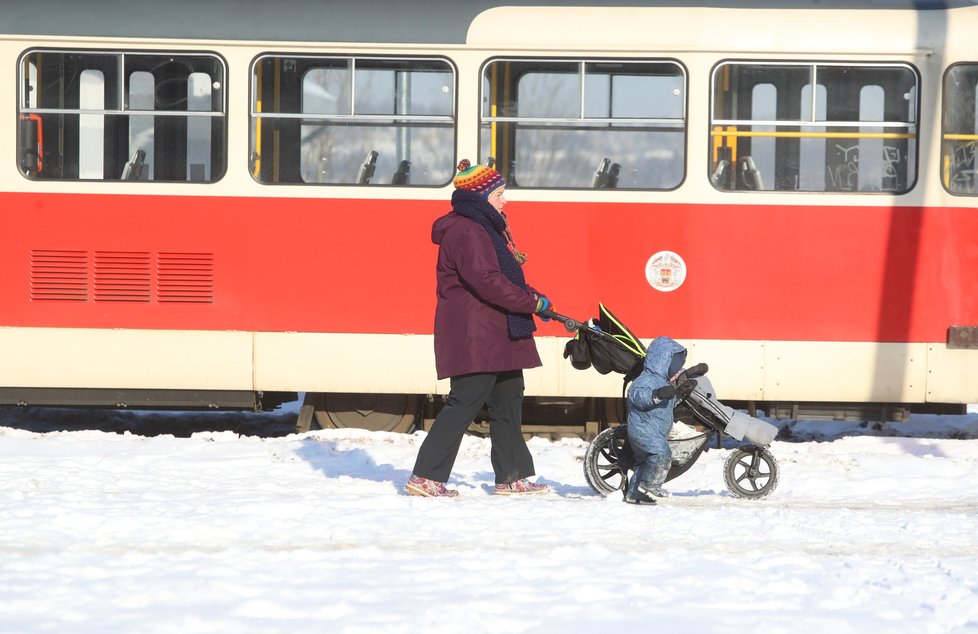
[296,392,965,439]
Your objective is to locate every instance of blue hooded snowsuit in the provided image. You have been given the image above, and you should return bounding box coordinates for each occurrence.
[626,336,686,498]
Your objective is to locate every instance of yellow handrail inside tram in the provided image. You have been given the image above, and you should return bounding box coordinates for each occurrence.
[490,63,497,159]
[253,63,262,179]
[710,129,915,140]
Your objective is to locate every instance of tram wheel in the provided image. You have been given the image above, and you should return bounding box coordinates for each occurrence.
[305,392,419,433]
[723,446,780,499]
[583,426,632,496]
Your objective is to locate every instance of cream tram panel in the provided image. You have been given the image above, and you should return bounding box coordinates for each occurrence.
[925,346,978,404]
[254,332,441,394]
[254,332,628,397]
[256,332,932,403]
[468,6,947,55]
[762,341,927,403]
[0,329,956,403]
[684,340,767,401]
[0,328,253,390]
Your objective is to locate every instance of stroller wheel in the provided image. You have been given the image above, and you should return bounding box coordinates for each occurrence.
[583,426,632,496]
[723,446,780,499]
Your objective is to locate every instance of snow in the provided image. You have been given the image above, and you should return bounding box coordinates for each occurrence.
[2,404,978,633]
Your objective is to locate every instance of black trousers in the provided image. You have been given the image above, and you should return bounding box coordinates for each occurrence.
[412,370,535,485]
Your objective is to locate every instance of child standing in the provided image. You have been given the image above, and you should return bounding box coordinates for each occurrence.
[624,336,697,506]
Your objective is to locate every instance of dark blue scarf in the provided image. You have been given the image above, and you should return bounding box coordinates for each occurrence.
[451,189,536,339]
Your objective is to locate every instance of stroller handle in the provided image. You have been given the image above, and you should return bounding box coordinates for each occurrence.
[538,310,625,347]
[538,309,582,333]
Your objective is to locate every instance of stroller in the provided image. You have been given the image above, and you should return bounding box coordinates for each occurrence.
[546,304,780,500]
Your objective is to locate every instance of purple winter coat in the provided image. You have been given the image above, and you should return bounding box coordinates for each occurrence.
[431,211,543,380]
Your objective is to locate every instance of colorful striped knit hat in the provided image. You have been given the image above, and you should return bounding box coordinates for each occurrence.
[453,159,505,198]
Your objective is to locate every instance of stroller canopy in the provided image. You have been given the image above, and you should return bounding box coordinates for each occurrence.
[563,304,646,376]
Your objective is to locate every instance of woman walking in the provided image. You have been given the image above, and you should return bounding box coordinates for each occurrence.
[405,160,554,497]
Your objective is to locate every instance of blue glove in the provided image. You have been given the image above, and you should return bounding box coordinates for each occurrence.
[534,296,552,321]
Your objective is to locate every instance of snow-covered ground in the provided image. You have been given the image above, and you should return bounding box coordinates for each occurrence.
[1,405,978,633]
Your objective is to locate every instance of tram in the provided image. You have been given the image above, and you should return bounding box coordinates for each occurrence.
[2,0,978,435]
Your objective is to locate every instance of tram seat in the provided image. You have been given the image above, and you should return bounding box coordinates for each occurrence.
[606,162,621,188]
[122,149,146,181]
[18,115,42,174]
[357,150,378,184]
[592,158,611,188]
[391,159,411,185]
[738,156,765,190]
[711,159,731,188]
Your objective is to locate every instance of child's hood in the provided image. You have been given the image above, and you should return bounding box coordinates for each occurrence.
[643,336,687,381]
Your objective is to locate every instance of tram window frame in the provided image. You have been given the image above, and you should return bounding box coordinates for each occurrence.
[16,48,227,183]
[480,57,688,191]
[942,62,978,195]
[709,61,919,194]
[249,54,457,187]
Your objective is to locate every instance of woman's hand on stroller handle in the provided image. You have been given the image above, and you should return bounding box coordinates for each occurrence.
[538,309,582,333]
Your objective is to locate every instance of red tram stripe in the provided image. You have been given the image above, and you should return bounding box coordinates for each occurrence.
[2,191,975,344]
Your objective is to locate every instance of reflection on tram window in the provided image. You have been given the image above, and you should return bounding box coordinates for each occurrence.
[17,49,227,182]
[250,55,455,186]
[943,63,978,195]
[480,59,686,190]
[710,62,919,193]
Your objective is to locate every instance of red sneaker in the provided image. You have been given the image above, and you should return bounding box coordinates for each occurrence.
[404,475,460,498]
[494,478,550,496]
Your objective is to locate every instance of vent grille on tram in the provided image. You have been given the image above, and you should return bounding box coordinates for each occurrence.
[30,250,214,304]
[29,249,88,301]
[94,251,151,302]
[157,252,214,303]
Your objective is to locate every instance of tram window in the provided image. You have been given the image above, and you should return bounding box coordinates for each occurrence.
[250,55,455,186]
[480,59,686,190]
[710,62,918,193]
[16,49,226,182]
[942,63,978,195]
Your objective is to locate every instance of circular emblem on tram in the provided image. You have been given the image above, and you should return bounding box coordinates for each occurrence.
[645,250,686,292]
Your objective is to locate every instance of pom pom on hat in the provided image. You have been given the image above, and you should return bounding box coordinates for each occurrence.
[453,159,505,198]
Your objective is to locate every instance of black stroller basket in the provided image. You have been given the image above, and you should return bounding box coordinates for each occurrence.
[544,305,780,499]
